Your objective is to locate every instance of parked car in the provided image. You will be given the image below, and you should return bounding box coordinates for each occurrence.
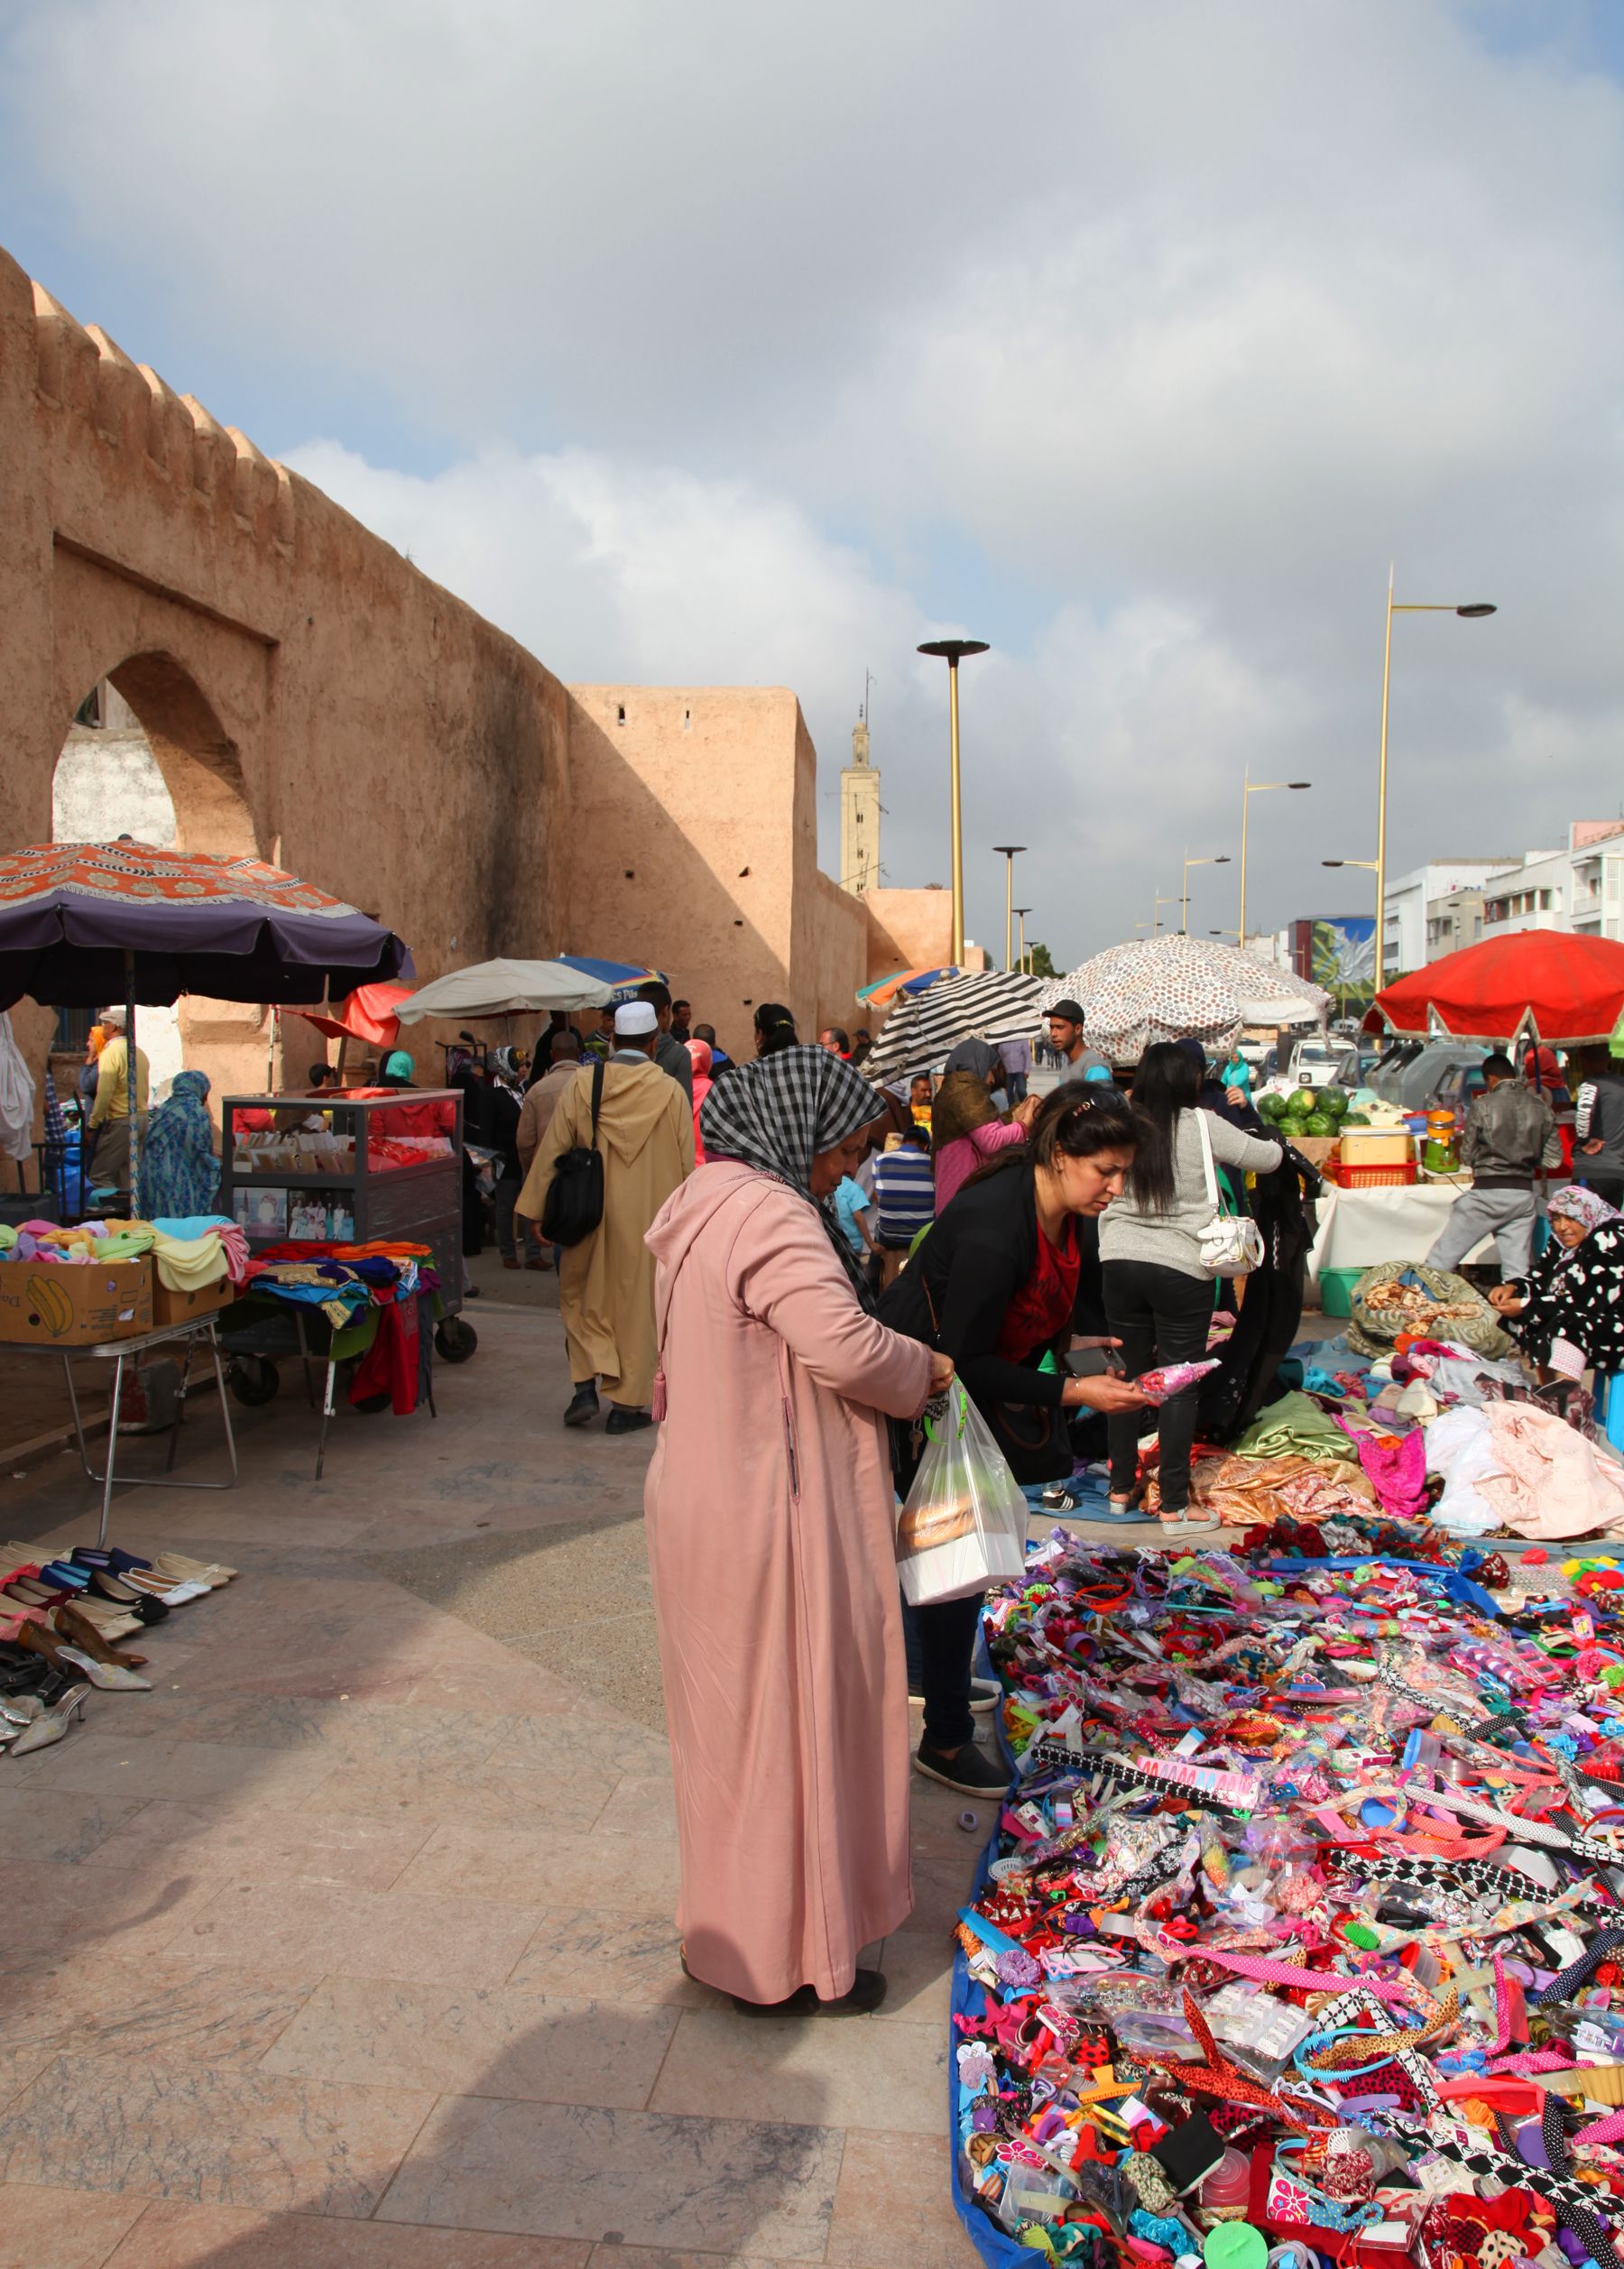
[1426,1056,1490,1135]
[1369,1041,1486,1114]
[1286,1038,1357,1090]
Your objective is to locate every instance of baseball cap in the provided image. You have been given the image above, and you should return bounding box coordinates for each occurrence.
[1047,999,1085,1024]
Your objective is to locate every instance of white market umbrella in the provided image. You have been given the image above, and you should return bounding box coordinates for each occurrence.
[392,958,614,1023]
[1038,936,1328,1063]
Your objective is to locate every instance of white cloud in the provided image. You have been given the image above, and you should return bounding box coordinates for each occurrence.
[6,0,1624,964]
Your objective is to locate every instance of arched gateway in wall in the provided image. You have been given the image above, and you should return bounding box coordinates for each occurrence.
[0,241,568,1097]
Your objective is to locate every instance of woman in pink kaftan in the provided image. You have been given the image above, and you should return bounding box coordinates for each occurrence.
[643,1046,946,2014]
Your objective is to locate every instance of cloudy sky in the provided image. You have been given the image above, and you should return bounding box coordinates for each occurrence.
[5,0,1621,969]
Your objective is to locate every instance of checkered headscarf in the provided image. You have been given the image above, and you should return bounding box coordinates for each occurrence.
[699,1044,883,1297]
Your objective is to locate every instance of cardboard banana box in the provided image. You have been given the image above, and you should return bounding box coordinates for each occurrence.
[0,1259,153,1346]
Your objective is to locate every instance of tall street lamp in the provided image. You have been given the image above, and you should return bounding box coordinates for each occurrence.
[1375,572,1495,990]
[1181,853,1231,935]
[1153,891,1181,935]
[918,638,990,966]
[1239,771,1310,950]
[992,845,1027,972]
[1013,907,1032,974]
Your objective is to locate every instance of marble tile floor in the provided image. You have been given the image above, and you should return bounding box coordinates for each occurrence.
[0,1300,985,2269]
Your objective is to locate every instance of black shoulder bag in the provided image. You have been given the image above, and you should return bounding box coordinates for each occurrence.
[541,1058,605,1247]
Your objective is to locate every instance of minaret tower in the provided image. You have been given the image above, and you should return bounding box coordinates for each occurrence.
[840,710,881,895]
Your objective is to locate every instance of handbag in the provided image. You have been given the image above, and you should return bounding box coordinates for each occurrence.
[540,1058,605,1248]
[1192,1108,1265,1279]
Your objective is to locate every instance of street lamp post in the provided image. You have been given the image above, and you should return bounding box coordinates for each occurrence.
[1375,572,1495,990]
[1153,891,1180,935]
[992,845,1027,972]
[1013,907,1032,974]
[1181,853,1231,935]
[918,638,991,967]
[1239,771,1310,951]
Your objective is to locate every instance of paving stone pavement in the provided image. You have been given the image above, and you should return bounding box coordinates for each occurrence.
[0,1259,990,2269]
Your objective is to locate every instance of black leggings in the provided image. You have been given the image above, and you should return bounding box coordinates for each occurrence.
[901,1592,982,1754]
[1103,1259,1213,1511]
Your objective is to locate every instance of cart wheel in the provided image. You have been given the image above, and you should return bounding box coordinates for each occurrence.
[228,1355,280,1407]
[436,1318,478,1363]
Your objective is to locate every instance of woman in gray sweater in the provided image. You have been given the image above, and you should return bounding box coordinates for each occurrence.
[1100,1042,1284,1516]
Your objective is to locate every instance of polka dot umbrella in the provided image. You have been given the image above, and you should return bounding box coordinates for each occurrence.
[1038,935,1328,1064]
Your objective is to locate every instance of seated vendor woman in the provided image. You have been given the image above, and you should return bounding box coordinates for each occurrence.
[1489,1184,1624,1379]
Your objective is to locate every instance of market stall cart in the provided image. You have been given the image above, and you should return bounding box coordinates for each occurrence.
[216,1087,469,1451]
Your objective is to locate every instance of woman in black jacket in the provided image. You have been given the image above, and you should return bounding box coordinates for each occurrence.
[878,1085,1150,1796]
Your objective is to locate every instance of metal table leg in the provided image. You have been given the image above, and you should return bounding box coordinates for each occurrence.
[97,1349,126,1549]
[207,1324,239,1484]
[59,1352,97,1483]
[296,1309,318,1408]
[315,1359,337,1482]
[165,1333,197,1475]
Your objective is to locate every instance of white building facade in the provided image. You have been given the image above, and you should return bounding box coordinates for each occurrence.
[1380,825,1624,965]
[1479,823,1624,943]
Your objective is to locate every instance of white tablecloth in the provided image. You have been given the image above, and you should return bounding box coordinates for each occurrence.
[1308,1182,1491,1279]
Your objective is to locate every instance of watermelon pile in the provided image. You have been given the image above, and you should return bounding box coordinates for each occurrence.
[1257,1084,1349,1140]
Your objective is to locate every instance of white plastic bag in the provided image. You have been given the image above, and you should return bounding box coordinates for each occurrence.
[895,1383,1029,1605]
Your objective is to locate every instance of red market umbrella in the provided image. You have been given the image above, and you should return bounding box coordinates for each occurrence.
[280,982,413,1048]
[1367,931,1624,1046]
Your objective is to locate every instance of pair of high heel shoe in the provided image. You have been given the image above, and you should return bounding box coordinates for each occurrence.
[0,1675,90,1756]
[0,1636,92,1752]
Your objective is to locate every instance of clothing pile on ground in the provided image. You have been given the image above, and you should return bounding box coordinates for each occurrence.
[1066,1264,1624,1544]
[0,1544,235,1757]
[951,1527,1624,2269]
[236,1238,438,1411]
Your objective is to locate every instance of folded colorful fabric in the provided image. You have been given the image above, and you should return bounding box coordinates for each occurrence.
[1231,1388,1362,1468]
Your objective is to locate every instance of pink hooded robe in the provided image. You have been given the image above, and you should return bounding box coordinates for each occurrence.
[643,1159,935,2003]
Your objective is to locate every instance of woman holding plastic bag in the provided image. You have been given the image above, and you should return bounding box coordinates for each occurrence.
[879,1086,1152,1797]
[643,1047,950,2017]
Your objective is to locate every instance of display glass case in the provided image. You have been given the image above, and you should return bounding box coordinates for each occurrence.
[217,1089,465,1307]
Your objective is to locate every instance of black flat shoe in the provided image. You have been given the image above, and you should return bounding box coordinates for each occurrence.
[730,1969,888,2018]
[604,1406,651,1435]
[913,1739,1010,1799]
[564,1385,599,1428]
[90,1573,167,1623]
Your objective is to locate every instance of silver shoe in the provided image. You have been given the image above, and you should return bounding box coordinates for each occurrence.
[11,1683,90,1756]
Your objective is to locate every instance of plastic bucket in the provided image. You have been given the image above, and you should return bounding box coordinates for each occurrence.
[1317,1265,1364,1319]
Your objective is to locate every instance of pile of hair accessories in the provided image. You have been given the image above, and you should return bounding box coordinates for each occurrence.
[949,1529,1624,2269]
